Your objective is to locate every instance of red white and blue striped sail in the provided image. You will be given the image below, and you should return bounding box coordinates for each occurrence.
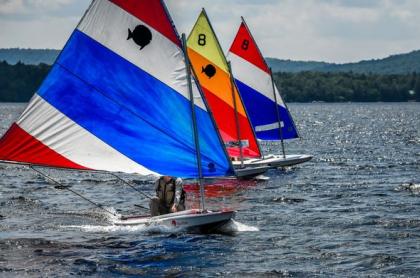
[228,19,299,140]
[0,0,233,178]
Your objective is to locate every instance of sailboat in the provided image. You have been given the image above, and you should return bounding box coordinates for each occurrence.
[227,17,312,168]
[186,9,268,176]
[0,0,236,232]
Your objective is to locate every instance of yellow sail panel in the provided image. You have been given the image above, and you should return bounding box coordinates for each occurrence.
[188,48,246,117]
[187,11,228,73]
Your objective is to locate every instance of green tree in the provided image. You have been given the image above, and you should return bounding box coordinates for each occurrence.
[415,76,420,101]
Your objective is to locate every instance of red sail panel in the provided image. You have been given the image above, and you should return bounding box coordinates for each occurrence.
[229,22,270,74]
[188,48,261,158]
[110,0,180,46]
[0,123,88,170]
[201,87,261,158]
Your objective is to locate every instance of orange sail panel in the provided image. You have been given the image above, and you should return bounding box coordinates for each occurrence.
[187,10,261,158]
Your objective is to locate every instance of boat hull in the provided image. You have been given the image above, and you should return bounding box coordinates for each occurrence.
[232,154,313,169]
[234,165,269,179]
[114,209,235,233]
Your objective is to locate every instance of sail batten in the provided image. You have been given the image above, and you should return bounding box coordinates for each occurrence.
[228,20,299,140]
[0,0,233,178]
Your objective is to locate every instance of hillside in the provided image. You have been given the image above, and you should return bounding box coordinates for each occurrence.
[267,50,420,74]
[0,61,418,103]
[1,48,419,74]
[266,58,329,73]
[0,48,59,65]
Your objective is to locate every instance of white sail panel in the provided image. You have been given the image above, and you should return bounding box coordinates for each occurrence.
[77,0,206,110]
[16,95,158,175]
[229,52,286,106]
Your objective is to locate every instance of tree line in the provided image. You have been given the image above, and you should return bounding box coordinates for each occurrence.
[0,61,419,102]
[274,71,420,102]
[0,61,50,102]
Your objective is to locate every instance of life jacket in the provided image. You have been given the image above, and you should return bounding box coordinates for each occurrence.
[156,178,185,208]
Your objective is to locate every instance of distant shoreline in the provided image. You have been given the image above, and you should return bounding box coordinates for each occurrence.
[0,60,419,103]
[1,48,420,74]
[1,101,417,104]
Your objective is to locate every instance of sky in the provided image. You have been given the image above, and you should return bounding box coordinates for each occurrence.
[0,0,419,63]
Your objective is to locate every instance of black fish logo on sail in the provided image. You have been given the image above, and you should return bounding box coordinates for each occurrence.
[208,162,216,172]
[202,64,216,79]
[127,25,152,50]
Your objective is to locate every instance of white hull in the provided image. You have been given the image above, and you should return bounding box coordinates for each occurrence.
[114,209,235,233]
[232,154,313,169]
[235,165,269,178]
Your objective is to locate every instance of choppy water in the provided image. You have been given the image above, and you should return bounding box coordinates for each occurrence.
[0,102,419,277]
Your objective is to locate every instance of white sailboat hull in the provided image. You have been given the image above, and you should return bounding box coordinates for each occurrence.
[232,154,313,169]
[114,209,235,233]
[235,165,270,178]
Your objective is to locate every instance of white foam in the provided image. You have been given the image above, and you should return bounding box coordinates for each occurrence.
[62,219,258,235]
[219,219,259,233]
[64,224,146,233]
[63,223,184,234]
[254,175,270,181]
[397,183,420,194]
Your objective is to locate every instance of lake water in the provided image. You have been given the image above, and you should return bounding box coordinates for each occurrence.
[0,102,419,277]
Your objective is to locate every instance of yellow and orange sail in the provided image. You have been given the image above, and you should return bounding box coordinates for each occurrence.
[187,10,261,158]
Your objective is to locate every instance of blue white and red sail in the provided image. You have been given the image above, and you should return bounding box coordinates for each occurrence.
[227,19,299,140]
[0,0,233,178]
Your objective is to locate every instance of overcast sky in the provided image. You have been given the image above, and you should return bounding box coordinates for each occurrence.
[0,0,419,63]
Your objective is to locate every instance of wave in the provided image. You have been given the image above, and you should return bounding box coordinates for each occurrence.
[218,219,259,234]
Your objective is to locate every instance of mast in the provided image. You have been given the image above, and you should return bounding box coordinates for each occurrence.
[270,67,286,158]
[200,9,245,164]
[182,33,206,211]
[201,9,261,164]
[161,0,234,179]
[227,61,244,167]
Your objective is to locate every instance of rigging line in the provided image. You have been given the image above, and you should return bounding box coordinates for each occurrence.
[134,204,149,211]
[241,17,300,139]
[48,62,222,168]
[200,9,264,158]
[182,33,206,211]
[108,172,153,201]
[270,67,286,158]
[29,165,118,217]
[228,61,244,167]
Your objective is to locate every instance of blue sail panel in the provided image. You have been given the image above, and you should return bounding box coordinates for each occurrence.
[38,64,231,177]
[236,80,299,140]
[228,20,299,141]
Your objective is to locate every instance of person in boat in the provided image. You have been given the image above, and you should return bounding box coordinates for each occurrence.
[149,175,186,216]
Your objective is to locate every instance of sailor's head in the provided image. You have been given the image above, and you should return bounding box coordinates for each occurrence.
[162,175,172,183]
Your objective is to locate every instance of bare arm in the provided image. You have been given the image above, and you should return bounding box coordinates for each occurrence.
[173,178,183,205]
[154,179,160,196]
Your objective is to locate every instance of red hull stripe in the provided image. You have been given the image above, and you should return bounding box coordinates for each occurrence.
[229,23,269,74]
[201,87,260,158]
[110,0,180,46]
[0,123,88,170]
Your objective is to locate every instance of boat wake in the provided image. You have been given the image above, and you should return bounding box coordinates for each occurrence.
[396,183,420,194]
[63,220,258,235]
[59,207,183,234]
[59,207,258,235]
[218,219,259,234]
[62,223,184,234]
